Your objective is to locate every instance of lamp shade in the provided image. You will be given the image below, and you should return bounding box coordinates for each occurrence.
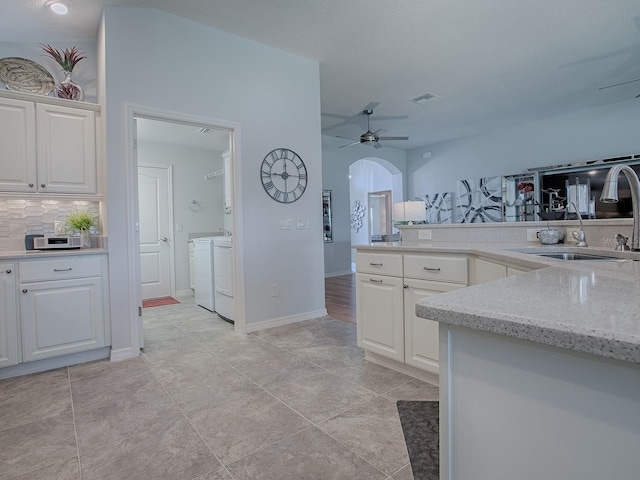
[393,201,426,223]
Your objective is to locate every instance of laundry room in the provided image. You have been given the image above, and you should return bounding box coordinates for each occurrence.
[136,117,235,324]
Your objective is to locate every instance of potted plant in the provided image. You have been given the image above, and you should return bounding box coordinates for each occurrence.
[65,209,98,248]
[41,44,86,101]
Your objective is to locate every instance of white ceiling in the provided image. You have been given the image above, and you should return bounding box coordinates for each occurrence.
[3,0,640,150]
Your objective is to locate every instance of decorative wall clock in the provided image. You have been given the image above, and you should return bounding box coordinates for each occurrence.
[260,148,307,203]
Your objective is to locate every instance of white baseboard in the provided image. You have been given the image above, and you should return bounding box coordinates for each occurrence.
[0,347,111,380]
[245,309,328,333]
[110,346,139,362]
[324,270,355,278]
[175,289,194,299]
[364,351,439,387]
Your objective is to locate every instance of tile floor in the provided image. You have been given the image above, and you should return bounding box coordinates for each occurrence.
[0,299,439,480]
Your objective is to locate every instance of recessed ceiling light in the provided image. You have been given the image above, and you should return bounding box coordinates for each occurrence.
[48,2,69,15]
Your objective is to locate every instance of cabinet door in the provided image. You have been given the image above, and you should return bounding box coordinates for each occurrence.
[475,258,507,284]
[21,276,105,362]
[356,273,404,361]
[0,98,37,192]
[0,263,19,367]
[36,103,96,194]
[404,278,464,373]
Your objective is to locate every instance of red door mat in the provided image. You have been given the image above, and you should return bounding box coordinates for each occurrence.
[142,297,181,308]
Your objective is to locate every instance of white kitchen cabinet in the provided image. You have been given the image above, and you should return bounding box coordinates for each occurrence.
[356,272,405,361]
[0,263,19,368]
[404,278,465,374]
[0,92,98,195]
[475,257,530,284]
[19,255,108,362]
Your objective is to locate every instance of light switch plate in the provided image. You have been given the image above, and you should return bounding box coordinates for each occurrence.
[526,228,540,242]
[296,218,309,229]
[279,218,293,230]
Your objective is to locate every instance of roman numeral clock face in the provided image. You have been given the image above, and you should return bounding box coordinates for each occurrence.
[260,148,308,203]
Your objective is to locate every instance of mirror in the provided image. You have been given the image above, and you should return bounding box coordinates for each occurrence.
[368,190,392,242]
[322,189,333,242]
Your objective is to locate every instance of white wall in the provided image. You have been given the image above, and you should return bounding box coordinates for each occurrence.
[137,142,224,293]
[103,7,323,353]
[322,135,406,276]
[406,99,640,199]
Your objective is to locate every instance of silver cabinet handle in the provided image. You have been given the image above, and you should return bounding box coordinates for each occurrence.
[368,278,383,283]
[28,183,34,188]
[41,183,46,188]
[159,237,169,243]
[5,269,11,274]
[369,262,383,266]
[423,267,441,272]
[22,289,27,293]
[54,267,72,272]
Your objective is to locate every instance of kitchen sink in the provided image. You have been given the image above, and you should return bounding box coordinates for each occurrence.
[528,252,625,261]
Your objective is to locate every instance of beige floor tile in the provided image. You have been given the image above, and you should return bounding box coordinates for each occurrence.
[392,463,415,480]
[144,349,234,385]
[231,351,325,389]
[68,356,149,382]
[0,372,71,431]
[329,361,414,394]
[318,396,410,475]
[0,409,77,479]
[227,426,386,480]
[286,344,366,369]
[208,335,287,368]
[383,378,440,402]
[144,324,188,343]
[189,390,311,464]
[256,327,341,349]
[80,418,219,480]
[267,371,376,423]
[74,378,182,452]
[141,335,208,360]
[0,366,67,389]
[70,365,157,407]
[9,456,81,480]
[192,465,234,479]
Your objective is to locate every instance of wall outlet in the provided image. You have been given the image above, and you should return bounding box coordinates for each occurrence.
[279,218,292,230]
[418,229,432,240]
[526,228,540,242]
[271,283,279,297]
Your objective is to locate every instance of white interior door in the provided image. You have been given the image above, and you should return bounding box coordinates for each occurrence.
[138,164,173,300]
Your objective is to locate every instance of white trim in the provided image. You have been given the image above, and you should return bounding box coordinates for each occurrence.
[364,350,440,386]
[123,104,246,349]
[109,346,139,362]
[175,289,193,298]
[244,309,328,333]
[324,270,354,278]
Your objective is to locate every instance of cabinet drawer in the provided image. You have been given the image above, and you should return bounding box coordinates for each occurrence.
[403,254,468,284]
[356,252,403,276]
[20,255,103,282]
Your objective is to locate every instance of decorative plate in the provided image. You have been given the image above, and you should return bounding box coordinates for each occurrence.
[0,57,55,95]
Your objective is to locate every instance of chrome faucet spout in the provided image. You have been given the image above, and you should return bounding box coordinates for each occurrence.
[600,165,640,251]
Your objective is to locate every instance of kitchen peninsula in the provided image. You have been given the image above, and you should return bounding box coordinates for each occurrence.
[355,221,640,480]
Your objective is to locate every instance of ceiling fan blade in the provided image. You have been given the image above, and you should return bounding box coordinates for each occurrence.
[321,112,352,119]
[334,135,359,141]
[377,136,409,141]
[369,115,409,121]
[338,141,361,148]
[636,93,640,98]
[372,128,387,135]
[373,142,383,149]
[363,101,381,112]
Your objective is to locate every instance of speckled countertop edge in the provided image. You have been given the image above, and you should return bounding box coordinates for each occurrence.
[0,248,108,260]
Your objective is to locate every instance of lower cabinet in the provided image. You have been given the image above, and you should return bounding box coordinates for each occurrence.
[0,263,18,368]
[356,273,404,361]
[20,276,105,362]
[475,257,530,284]
[404,278,465,373]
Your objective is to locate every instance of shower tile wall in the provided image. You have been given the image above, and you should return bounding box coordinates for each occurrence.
[0,199,100,251]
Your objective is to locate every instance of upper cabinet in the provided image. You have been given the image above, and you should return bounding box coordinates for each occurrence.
[0,92,99,195]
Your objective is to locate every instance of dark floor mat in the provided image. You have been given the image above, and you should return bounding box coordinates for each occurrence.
[396,400,439,480]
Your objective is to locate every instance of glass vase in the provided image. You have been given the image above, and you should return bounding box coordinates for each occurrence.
[55,71,84,101]
[80,230,91,249]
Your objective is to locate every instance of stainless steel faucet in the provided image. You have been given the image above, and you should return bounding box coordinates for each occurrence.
[218,228,232,236]
[600,165,640,251]
[568,201,587,247]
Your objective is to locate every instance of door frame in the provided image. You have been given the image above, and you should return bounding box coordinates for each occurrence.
[138,162,176,300]
[123,104,245,352]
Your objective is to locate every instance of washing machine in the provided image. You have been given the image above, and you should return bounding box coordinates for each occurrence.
[213,235,235,322]
[193,237,216,311]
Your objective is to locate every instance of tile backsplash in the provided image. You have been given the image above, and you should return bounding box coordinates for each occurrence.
[0,199,101,251]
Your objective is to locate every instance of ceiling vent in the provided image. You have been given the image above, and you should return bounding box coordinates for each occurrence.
[411,93,439,105]
[197,127,211,134]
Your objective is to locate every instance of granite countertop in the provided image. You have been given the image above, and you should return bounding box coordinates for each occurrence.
[0,248,108,260]
[355,241,640,364]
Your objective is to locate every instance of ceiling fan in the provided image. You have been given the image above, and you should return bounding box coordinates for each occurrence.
[337,109,409,149]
